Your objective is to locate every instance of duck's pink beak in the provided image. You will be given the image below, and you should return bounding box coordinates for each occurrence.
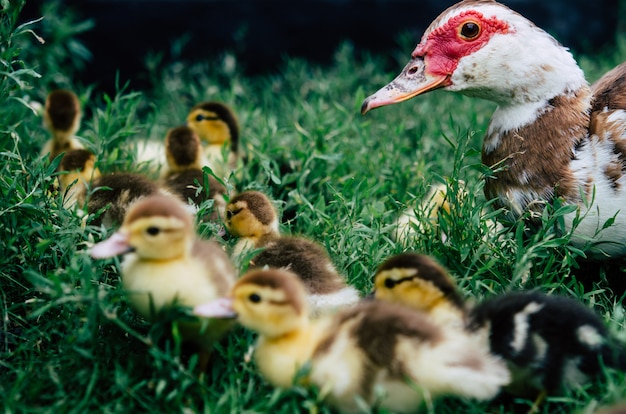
[361,56,450,114]
[89,232,133,258]
[193,297,237,319]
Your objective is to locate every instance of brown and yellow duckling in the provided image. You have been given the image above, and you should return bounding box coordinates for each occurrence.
[373,252,467,329]
[41,89,84,161]
[90,194,237,369]
[58,149,169,227]
[186,101,241,179]
[57,148,101,209]
[161,125,227,217]
[194,268,510,413]
[225,190,360,314]
[374,252,626,408]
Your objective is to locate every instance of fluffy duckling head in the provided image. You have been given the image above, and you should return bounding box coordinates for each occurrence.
[164,125,203,172]
[374,253,465,315]
[232,268,309,338]
[224,191,279,239]
[44,89,81,138]
[90,194,194,261]
[58,149,101,201]
[186,101,239,152]
[195,268,309,339]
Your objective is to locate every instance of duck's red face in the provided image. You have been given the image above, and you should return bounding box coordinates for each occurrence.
[361,6,510,114]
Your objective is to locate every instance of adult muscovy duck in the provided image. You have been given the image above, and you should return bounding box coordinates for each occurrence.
[362,0,626,258]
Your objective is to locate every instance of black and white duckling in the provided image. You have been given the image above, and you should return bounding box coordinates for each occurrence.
[467,291,626,401]
[161,125,227,217]
[194,268,510,413]
[374,252,626,405]
[186,101,240,179]
[41,89,84,161]
[58,149,168,227]
[225,190,360,314]
[90,194,237,369]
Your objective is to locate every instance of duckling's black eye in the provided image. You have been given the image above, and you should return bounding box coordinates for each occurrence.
[146,226,160,236]
[226,208,241,220]
[195,114,205,122]
[459,21,481,40]
[248,293,261,303]
[384,278,396,289]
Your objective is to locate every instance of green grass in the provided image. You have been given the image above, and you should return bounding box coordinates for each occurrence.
[1,1,625,413]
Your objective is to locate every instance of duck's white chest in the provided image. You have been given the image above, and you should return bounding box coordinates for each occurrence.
[567,134,626,257]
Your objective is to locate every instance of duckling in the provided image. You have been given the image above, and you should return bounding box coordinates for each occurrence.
[58,149,168,227]
[467,292,626,401]
[394,181,502,246]
[194,268,510,413]
[224,190,280,257]
[57,148,101,209]
[87,171,168,227]
[374,252,626,406]
[186,101,240,179]
[393,183,453,245]
[161,125,227,217]
[225,190,360,313]
[373,252,467,329]
[41,89,84,161]
[90,194,237,369]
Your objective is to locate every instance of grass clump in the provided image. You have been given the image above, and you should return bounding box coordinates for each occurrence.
[1,1,625,413]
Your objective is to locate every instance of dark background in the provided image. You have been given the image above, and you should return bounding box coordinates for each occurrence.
[22,0,622,93]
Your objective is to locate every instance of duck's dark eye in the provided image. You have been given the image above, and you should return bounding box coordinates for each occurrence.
[249,293,261,303]
[146,226,160,236]
[226,208,241,220]
[459,21,481,40]
[384,278,396,289]
[195,114,205,122]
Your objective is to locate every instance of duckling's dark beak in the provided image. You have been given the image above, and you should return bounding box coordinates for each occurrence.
[89,232,134,258]
[193,297,237,319]
[361,56,450,115]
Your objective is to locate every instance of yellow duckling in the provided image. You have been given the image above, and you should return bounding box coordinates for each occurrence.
[223,190,280,257]
[225,190,360,313]
[393,183,456,245]
[41,89,84,161]
[90,194,237,369]
[394,182,502,246]
[161,125,227,218]
[374,252,626,409]
[58,149,170,227]
[57,148,101,209]
[194,268,510,413]
[186,101,240,179]
[373,252,467,330]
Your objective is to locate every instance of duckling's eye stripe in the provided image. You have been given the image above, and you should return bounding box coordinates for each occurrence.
[228,208,242,217]
[385,275,418,288]
[196,114,220,121]
[268,299,290,306]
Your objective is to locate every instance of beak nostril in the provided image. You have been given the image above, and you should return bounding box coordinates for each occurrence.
[408,67,418,75]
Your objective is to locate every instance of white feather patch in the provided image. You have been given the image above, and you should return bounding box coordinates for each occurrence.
[511,301,544,353]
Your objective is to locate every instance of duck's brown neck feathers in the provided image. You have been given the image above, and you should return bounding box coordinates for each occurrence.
[482,86,591,213]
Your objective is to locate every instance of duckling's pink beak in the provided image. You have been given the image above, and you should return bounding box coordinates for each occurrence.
[361,56,450,114]
[193,297,237,319]
[89,232,133,258]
